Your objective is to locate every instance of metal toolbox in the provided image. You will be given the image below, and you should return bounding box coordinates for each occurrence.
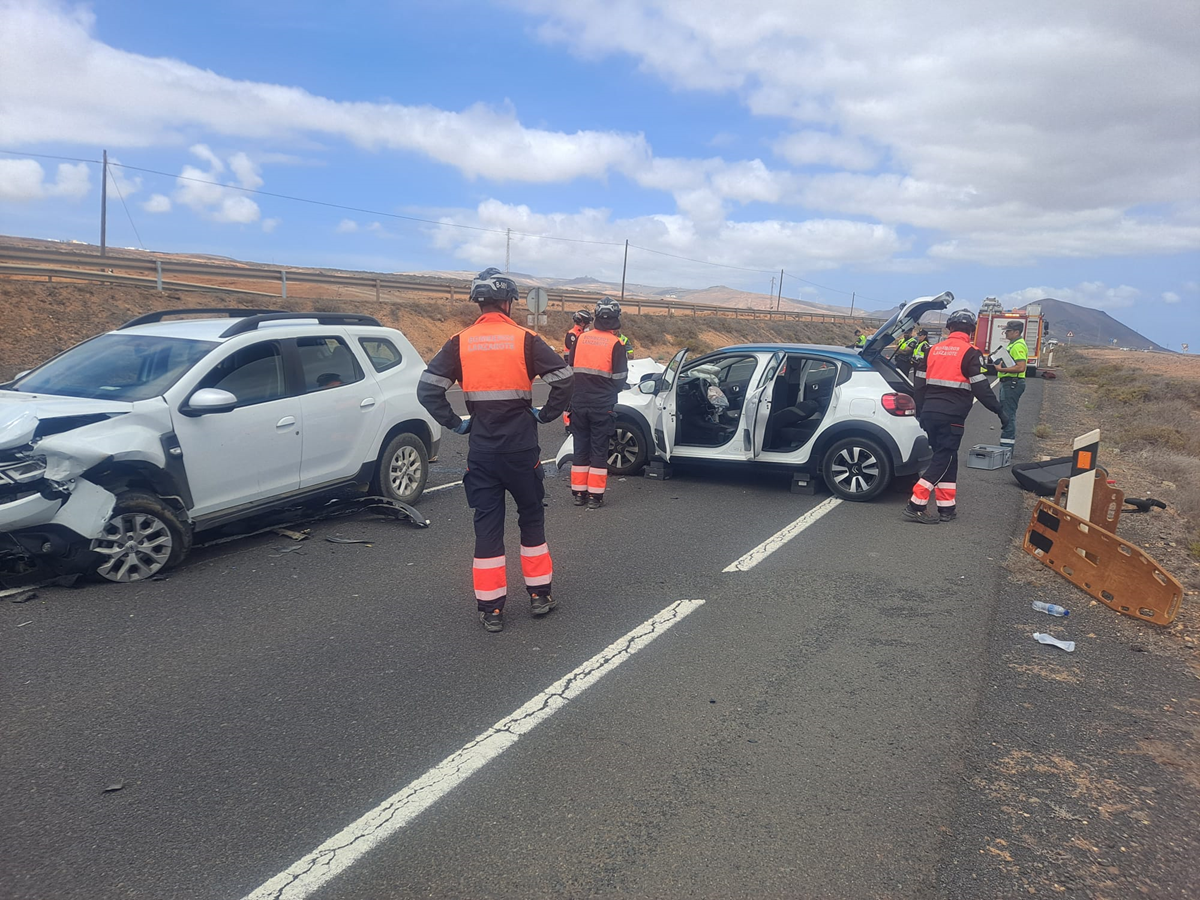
[966,444,1012,469]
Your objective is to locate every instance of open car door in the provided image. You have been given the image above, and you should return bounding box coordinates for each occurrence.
[744,351,785,458]
[649,348,688,461]
[860,291,953,361]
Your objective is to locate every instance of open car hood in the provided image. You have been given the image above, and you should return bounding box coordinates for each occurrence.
[860,292,953,360]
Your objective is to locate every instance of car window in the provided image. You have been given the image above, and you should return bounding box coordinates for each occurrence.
[801,359,839,405]
[296,336,365,392]
[359,338,402,372]
[11,334,218,401]
[196,341,287,405]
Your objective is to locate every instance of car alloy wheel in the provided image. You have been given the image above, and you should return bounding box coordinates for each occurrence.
[830,445,879,494]
[389,444,423,498]
[92,511,175,582]
[606,420,648,475]
[822,436,892,501]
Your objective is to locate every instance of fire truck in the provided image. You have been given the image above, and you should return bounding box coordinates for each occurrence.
[973,298,1045,376]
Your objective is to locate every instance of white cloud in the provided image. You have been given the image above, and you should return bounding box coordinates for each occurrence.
[1162,291,1181,304]
[335,219,359,234]
[0,158,90,201]
[142,193,171,213]
[173,144,262,224]
[772,132,879,171]
[261,217,279,233]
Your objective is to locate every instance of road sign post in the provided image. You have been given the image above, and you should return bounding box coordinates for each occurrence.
[526,287,548,334]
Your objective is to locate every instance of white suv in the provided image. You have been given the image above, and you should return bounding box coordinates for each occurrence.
[0,309,441,582]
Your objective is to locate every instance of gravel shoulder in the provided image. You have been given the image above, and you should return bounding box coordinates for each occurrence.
[937,367,1200,899]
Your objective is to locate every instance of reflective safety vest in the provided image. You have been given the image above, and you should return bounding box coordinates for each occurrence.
[572,329,623,379]
[913,339,930,360]
[458,312,534,402]
[896,337,914,353]
[924,332,976,390]
[618,333,633,357]
[1000,337,1029,379]
[855,333,868,347]
[564,324,585,354]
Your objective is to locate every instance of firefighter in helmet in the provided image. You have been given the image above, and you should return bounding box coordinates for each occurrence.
[903,309,1007,524]
[567,298,629,508]
[417,268,574,632]
[564,309,593,360]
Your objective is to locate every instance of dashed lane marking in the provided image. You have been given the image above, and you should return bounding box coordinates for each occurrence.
[240,598,706,900]
[722,496,843,572]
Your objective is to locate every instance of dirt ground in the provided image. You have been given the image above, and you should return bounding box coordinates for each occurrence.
[0,280,864,381]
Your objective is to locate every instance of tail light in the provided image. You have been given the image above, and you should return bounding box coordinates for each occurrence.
[881,393,916,416]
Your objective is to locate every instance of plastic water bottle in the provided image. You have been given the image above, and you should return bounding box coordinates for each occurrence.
[1033,632,1075,652]
[1032,601,1069,617]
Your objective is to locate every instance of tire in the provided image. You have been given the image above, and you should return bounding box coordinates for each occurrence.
[374,433,429,504]
[607,418,649,476]
[90,490,192,583]
[821,436,893,501]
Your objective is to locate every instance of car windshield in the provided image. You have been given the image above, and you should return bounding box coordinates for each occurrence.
[11,333,219,401]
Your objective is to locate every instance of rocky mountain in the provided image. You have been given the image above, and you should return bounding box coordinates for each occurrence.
[1032,298,1167,351]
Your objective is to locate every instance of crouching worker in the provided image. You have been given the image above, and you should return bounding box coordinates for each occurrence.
[418,268,574,632]
[567,299,629,509]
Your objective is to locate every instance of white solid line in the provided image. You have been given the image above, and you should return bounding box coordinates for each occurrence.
[240,598,706,900]
[722,496,843,573]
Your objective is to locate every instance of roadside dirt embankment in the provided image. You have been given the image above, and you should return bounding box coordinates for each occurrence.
[0,281,864,380]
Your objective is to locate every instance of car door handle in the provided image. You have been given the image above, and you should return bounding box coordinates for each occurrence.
[360,398,376,409]
[276,416,296,428]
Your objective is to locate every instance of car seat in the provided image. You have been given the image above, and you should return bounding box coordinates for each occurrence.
[774,399,820,447]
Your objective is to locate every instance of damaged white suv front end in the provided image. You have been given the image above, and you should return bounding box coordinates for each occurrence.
[0,396,179,581]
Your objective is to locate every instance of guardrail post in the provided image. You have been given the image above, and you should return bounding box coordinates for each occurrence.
[281,270,288,299]
[156,260,162,292]
[450,285,455,302]
[375,278,380,303]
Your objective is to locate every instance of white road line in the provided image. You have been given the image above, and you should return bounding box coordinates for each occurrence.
[722,496,843,573]
[240,598,706,900]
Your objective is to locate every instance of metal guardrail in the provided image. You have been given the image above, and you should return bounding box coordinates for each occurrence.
[0,245,887,326]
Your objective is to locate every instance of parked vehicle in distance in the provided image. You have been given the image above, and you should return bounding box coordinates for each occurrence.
[557,293,952,500]
[975,304,1044,376]
[0,309,441,582]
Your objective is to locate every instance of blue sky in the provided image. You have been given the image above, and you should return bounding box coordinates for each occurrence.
[1,0,1198,349]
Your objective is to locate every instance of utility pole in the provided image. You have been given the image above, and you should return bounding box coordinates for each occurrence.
[850,291,856,317]
[100,149,108,257]
[505,228,511,274]
[769,276,776,309]
[777,269,784,311]
[620,239,629,302]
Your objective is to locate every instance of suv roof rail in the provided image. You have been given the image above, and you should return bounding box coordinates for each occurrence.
[219,312,384,338]
[118,308,286,329]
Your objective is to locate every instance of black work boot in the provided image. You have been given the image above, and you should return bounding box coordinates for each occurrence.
[587,494,604,509]
[572,491,588,506]
[902,505,939,525]
[939,509,957,522]
[479,607,504,633]
[530,592,557,616]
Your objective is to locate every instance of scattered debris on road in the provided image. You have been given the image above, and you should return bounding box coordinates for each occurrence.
[102,781,124,793]
[272,527,310,541]
[326,537,372,545]
[9,590,37,604]
[1033,632,1076,652]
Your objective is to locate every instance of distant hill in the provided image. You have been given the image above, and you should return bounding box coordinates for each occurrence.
[1033,298,1167,351]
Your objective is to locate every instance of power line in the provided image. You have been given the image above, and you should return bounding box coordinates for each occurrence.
[3,147,887,302]
[106,164,145,250]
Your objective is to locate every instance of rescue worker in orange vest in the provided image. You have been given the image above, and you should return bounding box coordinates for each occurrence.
[567,299,629,509]
[563,309,593,360]
[903,309,1008,524]
[418,268,574,632]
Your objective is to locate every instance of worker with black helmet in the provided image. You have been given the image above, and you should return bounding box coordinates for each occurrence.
[564,309,593,360]
[417,268,574,632]
[903,309,1007,524]
[567,298,629,508]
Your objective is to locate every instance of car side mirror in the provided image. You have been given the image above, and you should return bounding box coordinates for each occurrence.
[182,387,238,416]
[637,378,658,395]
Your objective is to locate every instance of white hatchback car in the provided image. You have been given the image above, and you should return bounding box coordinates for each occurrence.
[0,309,441,582]
[557,293,952,500]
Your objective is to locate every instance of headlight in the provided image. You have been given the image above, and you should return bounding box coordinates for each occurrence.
[0,456,47,484]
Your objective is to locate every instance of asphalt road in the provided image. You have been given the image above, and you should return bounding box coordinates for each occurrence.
[2,378,1101,899]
